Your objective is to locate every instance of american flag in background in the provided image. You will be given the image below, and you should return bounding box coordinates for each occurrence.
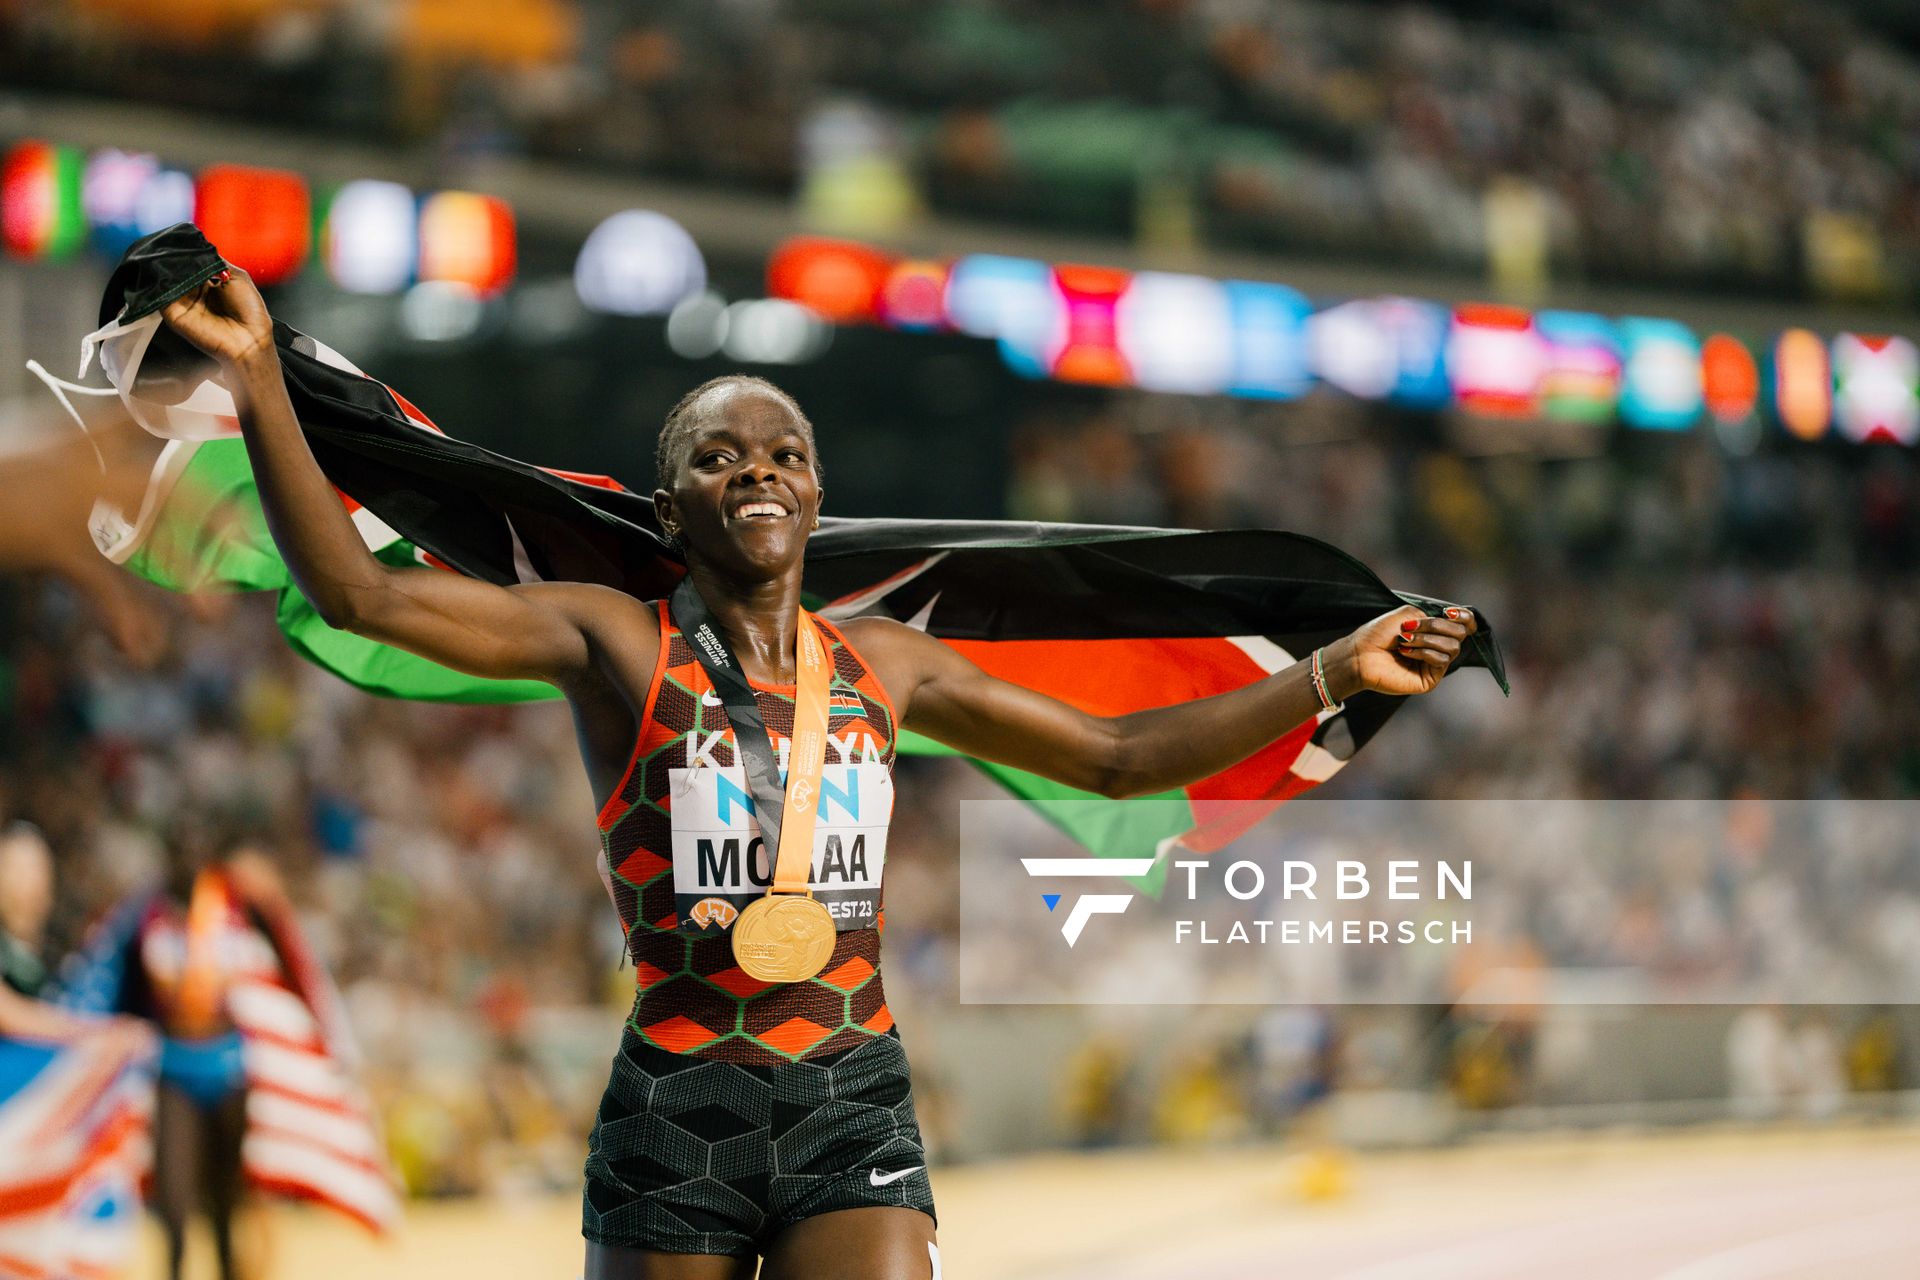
[0,877,401,1275]
[0,1020,150,1279]
[228,887,400,1233]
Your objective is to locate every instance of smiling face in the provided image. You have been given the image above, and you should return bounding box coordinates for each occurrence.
[653,379,822,582]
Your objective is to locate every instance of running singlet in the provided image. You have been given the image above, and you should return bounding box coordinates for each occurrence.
[596,601,898,1065]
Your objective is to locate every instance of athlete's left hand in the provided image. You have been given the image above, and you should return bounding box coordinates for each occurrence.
[1345,604,1478,697]
[161,266,275,368]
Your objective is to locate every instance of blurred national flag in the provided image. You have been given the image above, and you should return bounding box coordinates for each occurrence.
[3,878,402,1244]
[0,1033,150,1280]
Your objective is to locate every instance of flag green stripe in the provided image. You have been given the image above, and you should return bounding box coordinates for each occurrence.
[898,730,1187,892]
[123,442,288,593]
[276,589,561,705]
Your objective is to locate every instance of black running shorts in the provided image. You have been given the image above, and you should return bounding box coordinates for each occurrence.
[581,1025,936,1256]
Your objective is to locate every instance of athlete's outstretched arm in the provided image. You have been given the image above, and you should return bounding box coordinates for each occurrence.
[850,606,1475,800]
[0,982,93,1042]
[0,412,171,664]
[160,271,642,686]
[0,982,155,1053]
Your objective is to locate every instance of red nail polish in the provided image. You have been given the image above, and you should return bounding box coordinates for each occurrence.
[1401,618,1419,632]
[1445,607,1467,621]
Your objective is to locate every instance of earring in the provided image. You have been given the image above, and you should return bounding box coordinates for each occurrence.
[811,514,821,530]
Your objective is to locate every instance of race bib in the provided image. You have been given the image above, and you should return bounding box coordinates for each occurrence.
[670,761,893,936]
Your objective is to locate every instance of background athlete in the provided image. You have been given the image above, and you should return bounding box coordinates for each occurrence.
[119,828,298,1280]
[158,267,1478,1280]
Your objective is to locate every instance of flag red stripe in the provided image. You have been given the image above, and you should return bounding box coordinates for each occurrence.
[245,1078,362,1120]
[540,466,626,491]
[0,1100,145,1217]
[944,637,1270,716]
[947,636,1325,851]
[0,1171,74,1217]
[238,1024,326,1057]
[245,1124,387,1178]
[1181,733,1320,853]
[28,1053,126,1143]
[382,386,444,435]
[244,1173,391,1236]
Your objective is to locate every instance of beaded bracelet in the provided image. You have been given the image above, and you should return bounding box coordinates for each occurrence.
[1309,646,1337,710]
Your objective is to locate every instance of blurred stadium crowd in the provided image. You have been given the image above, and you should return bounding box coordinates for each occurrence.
[7,0,1920,295]
[2,386,1916,1190]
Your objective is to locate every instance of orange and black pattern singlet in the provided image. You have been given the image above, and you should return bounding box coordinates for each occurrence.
[596,601,897,1065]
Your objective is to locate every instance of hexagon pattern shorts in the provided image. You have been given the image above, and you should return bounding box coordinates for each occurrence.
[582,1024,935,1256]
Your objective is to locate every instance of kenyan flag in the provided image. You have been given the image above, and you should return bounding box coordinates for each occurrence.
[60,225,1507,881]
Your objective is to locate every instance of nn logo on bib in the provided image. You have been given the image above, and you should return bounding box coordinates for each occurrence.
[714,770,863,825]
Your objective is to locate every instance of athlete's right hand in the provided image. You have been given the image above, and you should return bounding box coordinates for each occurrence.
[162,267,275,368]
[1342,603,1479,698]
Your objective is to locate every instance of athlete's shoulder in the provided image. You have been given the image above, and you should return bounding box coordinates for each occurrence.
[599,588,665,655]
[831,614,932,657]
[830,615,957,714]
[515,578,658,622]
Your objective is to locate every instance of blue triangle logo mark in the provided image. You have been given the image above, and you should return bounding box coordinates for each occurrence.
[1042,894,1061,912]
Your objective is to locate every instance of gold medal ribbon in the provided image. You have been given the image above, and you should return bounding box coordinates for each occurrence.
[767,611,831,896]
[729,611,838,981]
[726,610,840,982]
[668,577,838,982]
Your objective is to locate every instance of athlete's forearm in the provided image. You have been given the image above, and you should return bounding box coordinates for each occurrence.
[171,281,598,681]
[892,620,1363,801]
[1096,638,1360,799]
[0,983,94,1043]
[225,348,389,629]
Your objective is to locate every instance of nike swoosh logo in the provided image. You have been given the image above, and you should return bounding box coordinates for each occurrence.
[701,690,723,707]
[869,1166,922,1187]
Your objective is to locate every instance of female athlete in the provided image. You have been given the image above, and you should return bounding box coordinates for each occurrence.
[159,267,1478,1280]
[120,830,298,1280]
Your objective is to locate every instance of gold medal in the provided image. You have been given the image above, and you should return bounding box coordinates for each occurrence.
[731,893,837,983]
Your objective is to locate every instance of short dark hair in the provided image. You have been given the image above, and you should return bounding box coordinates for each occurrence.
[655,375,819,490]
